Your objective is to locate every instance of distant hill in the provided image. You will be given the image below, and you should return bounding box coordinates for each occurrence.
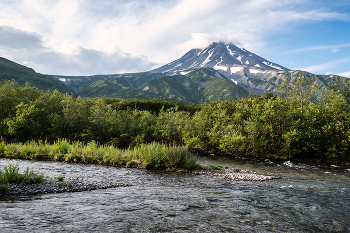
[0,57,73,93]
[74,67,249,104]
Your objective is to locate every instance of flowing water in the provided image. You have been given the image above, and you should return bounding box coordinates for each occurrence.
[1,156,350,232]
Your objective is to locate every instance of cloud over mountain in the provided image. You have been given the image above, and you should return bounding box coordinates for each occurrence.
[0,0,349,75]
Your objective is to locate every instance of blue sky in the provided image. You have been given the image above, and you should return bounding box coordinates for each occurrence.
[0,0,349,77]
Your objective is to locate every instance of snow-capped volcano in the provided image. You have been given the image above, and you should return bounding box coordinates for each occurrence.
[152,42,289,74]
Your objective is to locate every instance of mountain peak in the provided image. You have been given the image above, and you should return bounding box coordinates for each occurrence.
[152,42,289,74]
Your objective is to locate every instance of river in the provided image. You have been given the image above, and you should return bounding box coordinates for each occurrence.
[1,155,350,232]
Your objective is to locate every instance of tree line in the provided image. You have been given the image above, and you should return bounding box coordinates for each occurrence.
[1,78,350,163]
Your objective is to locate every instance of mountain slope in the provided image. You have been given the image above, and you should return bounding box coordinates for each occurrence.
[51,72,164,92]
[151,42,340,96]
[76,67,249,104]
[152,42,289,74]
[0,57,73,93]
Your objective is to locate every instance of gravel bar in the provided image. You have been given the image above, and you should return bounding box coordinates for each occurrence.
[192,169,280,181]
[0,180,131,196]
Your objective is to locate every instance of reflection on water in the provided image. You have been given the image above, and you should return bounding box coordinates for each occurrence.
[0,157,349,232]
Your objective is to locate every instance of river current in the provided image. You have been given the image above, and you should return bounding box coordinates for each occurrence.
[1,155,349,232]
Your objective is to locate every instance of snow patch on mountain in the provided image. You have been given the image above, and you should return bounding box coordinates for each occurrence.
[230,67,243,73]
[213,65,228,72]
[216,56,223,66]
[180,70,191,75]
[262,61,282,70]
[249,69,266,74]
[201,49,214,66]
[226,45,236,56]
[237,56,242,64]
[189,61,198,68]
[231,79,238,85]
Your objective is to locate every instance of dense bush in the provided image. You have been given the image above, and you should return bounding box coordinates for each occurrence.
[1,79,350,163]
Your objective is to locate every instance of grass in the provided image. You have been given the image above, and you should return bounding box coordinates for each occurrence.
[0,164,44,184]
[0,140,201,171]
[209,164,223,170]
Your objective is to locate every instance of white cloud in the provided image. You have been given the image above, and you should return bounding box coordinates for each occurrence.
[294,43,350,53]
[0,26,157,75]
[297,56,350,74]
[0,0,348,75]
[338,71,350,78]
[330,48,340,53]
[176,33,243,53]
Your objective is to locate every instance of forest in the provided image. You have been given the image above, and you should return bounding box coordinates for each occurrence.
[1,78,350,164]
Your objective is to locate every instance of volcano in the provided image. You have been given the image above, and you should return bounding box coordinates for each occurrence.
[152,42,289,75]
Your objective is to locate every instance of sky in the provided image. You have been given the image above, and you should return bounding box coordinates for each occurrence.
[0,0,349,77]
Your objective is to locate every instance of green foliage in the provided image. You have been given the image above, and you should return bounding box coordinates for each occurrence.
[55,139,71,154]
[57,176,64,182]
[1,78,350,163]
[0,141,5,154]
[0,164,44,184]
[134,142,199,170]
[209,164,223,170]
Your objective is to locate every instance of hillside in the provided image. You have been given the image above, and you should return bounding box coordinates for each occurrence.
[0,57,73,93]
[76,67,249,104]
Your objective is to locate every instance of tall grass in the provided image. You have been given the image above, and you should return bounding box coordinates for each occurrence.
[0,164,44,184]
[0,140,201,170]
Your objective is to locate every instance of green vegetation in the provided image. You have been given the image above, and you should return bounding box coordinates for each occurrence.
[75,67,249,104]
[57,176,64,182]
[0,57,72,93]
[1,77,350,164]
[0,164,44,184]
[0,141,201,170]
[209,164,223,170]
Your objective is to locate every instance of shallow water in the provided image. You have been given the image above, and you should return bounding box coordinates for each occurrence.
[1,156,350,232]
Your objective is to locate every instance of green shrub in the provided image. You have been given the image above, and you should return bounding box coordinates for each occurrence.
[0,164,44,184]
[134,142,200,170]
[0,141,5,154]
[55,139,71,154]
